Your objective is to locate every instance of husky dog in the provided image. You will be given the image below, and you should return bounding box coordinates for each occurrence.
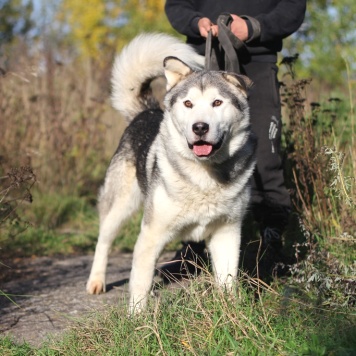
[87,33,256,313]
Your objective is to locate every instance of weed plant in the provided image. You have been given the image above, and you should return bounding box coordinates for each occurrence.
[280,57,355,309]
[0,165,36,303]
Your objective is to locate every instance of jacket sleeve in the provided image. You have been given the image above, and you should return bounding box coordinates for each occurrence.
[165,0,203,38]
[253,0,307,43]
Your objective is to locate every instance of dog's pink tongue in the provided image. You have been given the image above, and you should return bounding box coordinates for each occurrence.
[193,144,213,156]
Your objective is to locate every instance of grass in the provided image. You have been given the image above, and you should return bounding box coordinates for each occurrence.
[1,191,96,257]
[53,280,355,355]
[0,190,144,258]
[1,275,355,355]
[0,176,173,258]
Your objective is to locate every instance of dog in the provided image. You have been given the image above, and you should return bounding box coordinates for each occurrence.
[86,33,256,313]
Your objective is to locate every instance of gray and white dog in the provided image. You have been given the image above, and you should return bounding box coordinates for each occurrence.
[87,33,256,313]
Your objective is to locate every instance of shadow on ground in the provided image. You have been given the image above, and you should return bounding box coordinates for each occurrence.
[1,252,175,346]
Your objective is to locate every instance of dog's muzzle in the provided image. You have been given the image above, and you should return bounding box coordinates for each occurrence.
[188,122,224,157]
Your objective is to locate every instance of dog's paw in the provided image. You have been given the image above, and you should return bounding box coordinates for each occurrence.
[86,279,105,294]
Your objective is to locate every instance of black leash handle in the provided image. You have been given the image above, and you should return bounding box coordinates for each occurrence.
[205,13,247,74]
[204,30,214,71]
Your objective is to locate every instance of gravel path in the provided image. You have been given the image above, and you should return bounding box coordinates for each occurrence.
[0,252,174,347]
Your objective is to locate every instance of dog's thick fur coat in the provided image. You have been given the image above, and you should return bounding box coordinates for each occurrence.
[87,33,256,312]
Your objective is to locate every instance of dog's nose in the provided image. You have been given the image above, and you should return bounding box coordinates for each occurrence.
[192,122,209,137]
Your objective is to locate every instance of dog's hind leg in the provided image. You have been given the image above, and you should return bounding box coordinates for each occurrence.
[207,222,242,290]
[87,160,142,295]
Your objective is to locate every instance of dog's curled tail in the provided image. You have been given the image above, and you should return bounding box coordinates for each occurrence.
[111,33,204,123]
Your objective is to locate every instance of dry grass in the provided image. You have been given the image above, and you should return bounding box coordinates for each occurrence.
[0,49,125,196]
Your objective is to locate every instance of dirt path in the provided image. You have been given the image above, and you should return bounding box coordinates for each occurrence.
[0,252,174,347]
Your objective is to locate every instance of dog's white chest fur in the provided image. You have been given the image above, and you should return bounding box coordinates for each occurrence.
[150,162,245,243]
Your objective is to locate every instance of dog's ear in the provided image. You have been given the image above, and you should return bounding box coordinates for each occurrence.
[223,73,253,97]
[164,56,193,91]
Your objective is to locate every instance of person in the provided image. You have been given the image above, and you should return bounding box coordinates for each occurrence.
[160,0,307,280]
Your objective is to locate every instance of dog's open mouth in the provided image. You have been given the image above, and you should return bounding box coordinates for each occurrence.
[188,137,224,157]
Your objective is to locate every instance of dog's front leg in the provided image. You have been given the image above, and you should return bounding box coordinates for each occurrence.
[86,218,120,294]
[87,190,142,294]
[129,223,168,314]
[207,222,241,289]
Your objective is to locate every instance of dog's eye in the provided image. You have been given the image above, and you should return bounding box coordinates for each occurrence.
[184,100,193,108]
[212,99,223,107]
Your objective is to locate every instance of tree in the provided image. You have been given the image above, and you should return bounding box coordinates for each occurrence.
[122,0,177,37]
[58,0,122,61]
[0,0,33,44]
[283,0,356,87]
[57,0,178,61]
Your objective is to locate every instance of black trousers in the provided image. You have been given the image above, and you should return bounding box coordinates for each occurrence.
[240,61,291,209]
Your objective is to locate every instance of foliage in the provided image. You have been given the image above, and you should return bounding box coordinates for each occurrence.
[284,0,356,86]
[1,192,99,256]
[278,55,356,312]
[2,0,356,88]
[0,191,141,258]
[289,236,356,308]
[0,165,36,309]
[57,0,176,62]
[58,0,122,61]
[120,0,179,44]
[0,166,36,241]
[323,146,354,207]
[280,56,355,241]
[0,51,122,197]
[0,0,33,44]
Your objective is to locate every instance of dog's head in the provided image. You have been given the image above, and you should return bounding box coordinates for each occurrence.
[163,57,253,163]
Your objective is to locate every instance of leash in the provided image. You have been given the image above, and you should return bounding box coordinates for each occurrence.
[204,13,247,74]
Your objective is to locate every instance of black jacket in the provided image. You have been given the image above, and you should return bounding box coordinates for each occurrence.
[165,0,306,62]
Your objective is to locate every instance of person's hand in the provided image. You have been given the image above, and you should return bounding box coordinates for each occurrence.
[230,14,249,41]
[198,17,218,38]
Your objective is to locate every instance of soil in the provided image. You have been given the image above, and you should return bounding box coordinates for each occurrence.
[0,251,174,347]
